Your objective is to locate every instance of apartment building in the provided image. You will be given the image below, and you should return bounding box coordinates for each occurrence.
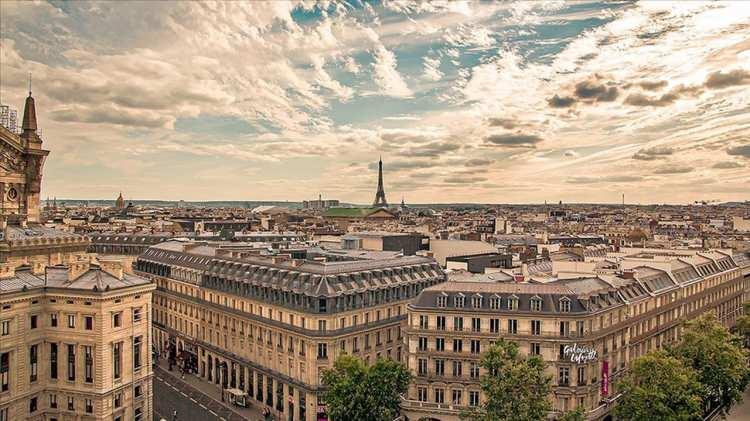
[136,240,446,421]
[402,249,748,421]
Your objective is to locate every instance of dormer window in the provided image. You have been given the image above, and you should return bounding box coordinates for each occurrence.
[489,296,501,310]
[508,296,518,311]
[454,294,465,308]
[559,297,571,313]
[530,296,542,312]
[472,294,483,309]
[437,294,447,308]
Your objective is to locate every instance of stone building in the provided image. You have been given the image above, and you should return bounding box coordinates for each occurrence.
[0,89,156,421]
[135,239,446,421]
[401,248,748,421]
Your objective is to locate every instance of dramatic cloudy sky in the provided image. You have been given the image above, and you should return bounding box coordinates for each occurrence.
[1,1,748,204]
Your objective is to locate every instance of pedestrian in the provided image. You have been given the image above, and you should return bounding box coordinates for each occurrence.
[172,409,178,421]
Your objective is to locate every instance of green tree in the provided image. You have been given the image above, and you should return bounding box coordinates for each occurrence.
[734,302,750,348]
[558,407,585,421]
[321,354,411,421]
[461,339,552,421]
[669,313,750,414]
[615,351,704,421]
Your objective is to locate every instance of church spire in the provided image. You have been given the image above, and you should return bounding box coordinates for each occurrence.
[22,72,38,133]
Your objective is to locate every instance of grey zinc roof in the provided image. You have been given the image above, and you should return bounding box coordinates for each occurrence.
[1,266,150,293]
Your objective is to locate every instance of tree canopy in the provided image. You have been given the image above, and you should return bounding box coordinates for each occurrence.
[669,313,750,413]
[615,351,704,421]
[321,355,411,421]
[461,339,552,421]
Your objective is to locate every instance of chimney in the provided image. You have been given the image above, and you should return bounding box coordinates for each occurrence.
[0,263,16,279]
[99,258,124,280]
[68,261,90,281]
[622,269,636,280]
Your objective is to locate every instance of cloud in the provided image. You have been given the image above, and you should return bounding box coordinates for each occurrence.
[635,80,668,90]
[727,145,750,158]
[444,175,488,184]
[654,165,693,174]
[343,56,360,74]
[564,150,579,158]
[632,146,675,161]
[625,84,701,107]
[713,161,743,169]
[422,56,443,81]
[484,133,542,148]
[50,105,172,128]
[566,175,643,184]
[704,69,750,89]
[487,117,518,129]
[547,94,577,108]
[464,158,493,167]
[573,78,619,102]
[367,159,436,172]
[400,141,460,157]
[372,45,412,98]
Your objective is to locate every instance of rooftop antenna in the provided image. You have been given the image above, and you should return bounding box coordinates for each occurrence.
[28,72,32,95]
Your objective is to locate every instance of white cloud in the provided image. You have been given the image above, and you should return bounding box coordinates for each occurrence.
[371,45,413,98]
[422,56,443,81]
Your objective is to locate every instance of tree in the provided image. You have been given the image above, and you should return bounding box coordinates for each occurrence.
[669,313,750,414]
[734,302,750,348]
[461,339,552,421]
[321,354,411,421]
[558,407,585,421]
[615,351,704,421]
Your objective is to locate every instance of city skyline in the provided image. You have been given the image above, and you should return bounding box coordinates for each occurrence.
[1,1,749,204]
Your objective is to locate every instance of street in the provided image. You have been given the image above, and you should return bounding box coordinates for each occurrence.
[153,368,255,421]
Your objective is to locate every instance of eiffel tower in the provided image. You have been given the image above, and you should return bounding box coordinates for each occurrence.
[373,157,388,207]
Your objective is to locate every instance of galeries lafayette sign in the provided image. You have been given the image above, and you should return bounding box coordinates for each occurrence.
[563,343,598,364]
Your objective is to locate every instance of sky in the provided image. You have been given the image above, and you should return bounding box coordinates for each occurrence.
[1,1,748,204]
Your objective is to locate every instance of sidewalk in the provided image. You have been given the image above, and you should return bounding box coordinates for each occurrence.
[155,358,268,421]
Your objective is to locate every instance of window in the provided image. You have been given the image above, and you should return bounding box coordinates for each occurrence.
[435,359,445,376]
[576,321,585,336]
[469,391,480,407]
[0,320,8,336]
[489,296,500,309]
[559,321,570,337]
[1,352,9,391]
[49,394,57,409]
[50,343,58,379]
[471,340,481,354]
[452,389,462,405]
[67,397,74,411]
[113,342,122,380]
[470,362,480,379]
[472,295,483,308]
[490,318,500,333]
[436,295,447,307]
[29,396,37,413]
[30,315,38,329]
[434,388,444,404]
[67,344,76,381]
[0,407,7,421]
[558,366,570,386]
[135,384,142,397]
[471,317,481,332]
[112,312,122,328]
[418,358,427,375]
[67,314,75,329]
[50,314,57,328]
[417,387,427,402]
[85,399,93,413]
[135,407,143,421]
[530,342,541,356]
[436,316,446,330]
[577,366,586,385]
[133,307,142,322]
[453,317,464,331]
[84,316,93,330]
[508,296,518,310]
[436,337,445,352]
[452,360,462,377]
[454,295,465,308]
[419,315,428,329]
[133,336,142,369]
[453,339,463,353]
[530,297,542,312]
[84,346,93,383]
[418,337,427,351]
[508,319,518,334]
[531,320,541,336]
[114,393,122,408]
[318,320,327,332]
[317,343,327,359]
[560,297,571,313]
[29,345,38,382]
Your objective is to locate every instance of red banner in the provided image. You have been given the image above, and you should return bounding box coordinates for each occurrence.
[601,360,609,397]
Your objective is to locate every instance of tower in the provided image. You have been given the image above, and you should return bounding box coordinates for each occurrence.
[373,157,388,207]
[115,192,125,209]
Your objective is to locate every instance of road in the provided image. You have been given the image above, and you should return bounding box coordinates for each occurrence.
[153,371,253,421]
[727,386,750,421]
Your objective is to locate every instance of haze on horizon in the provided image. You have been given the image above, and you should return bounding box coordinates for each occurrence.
[1,1,748,205]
